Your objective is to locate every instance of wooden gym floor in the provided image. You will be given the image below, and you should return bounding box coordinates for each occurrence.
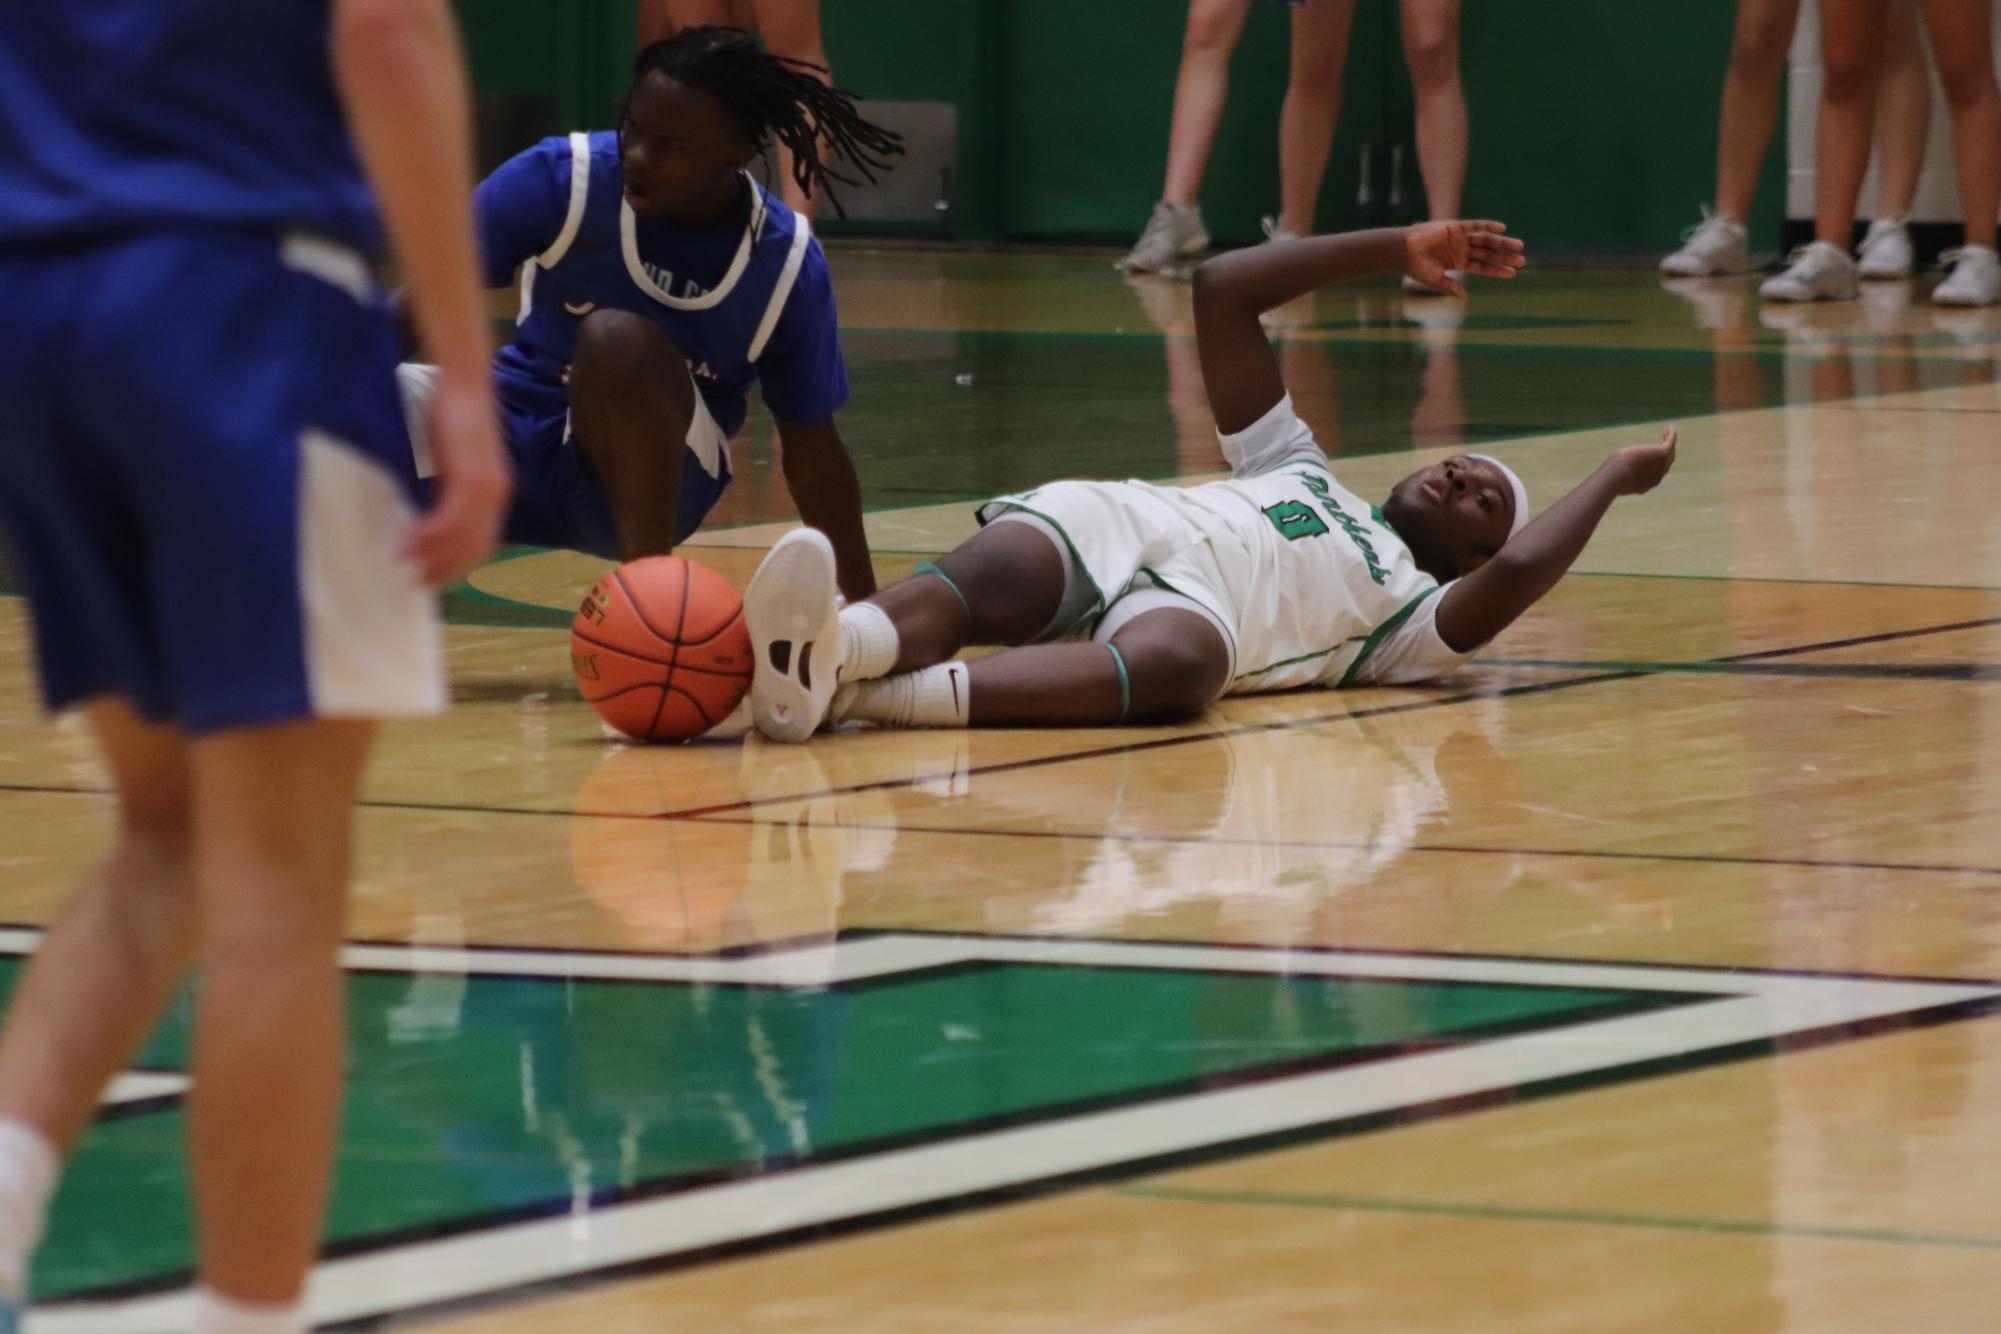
[3,251,2000,1331]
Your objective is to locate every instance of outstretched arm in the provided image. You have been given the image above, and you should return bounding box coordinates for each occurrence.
[1434,427,1679,652]
[1190,221,1526,433]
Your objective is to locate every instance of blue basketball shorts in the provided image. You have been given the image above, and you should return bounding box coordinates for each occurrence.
[0,228,445,733]
[397,362,732,562]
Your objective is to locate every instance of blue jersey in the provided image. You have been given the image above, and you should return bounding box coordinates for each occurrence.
[0,1,378,251]
[478,132,849,438]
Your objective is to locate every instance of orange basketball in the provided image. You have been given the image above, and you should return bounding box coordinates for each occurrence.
[571,557,753,741]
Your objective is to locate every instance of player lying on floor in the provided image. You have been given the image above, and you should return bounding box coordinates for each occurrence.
[742,221,1678,741]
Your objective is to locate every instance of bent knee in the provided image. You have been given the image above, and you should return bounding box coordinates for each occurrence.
[1183,0,1244,53]
[1729,17,1792,75]
[1936,58,1999,110]
[573,309,682,376]
[1821,51,1883,103]
[1402,30,1459,87]
[1113,621,1232,720]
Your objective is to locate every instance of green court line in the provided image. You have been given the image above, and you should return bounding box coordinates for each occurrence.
[1571,569,2001,594]
[1113,1185,2001,1252]
[1474,657,2001,683]
[839,324,2001,370]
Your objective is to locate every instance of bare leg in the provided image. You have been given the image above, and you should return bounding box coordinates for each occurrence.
[1873,0,1932,218]
[1815,0,1892,249]
[1276,0,1358,236]
[1401,0,1465,220]
[186,716,375,1303]
[1712,0,1805,221]
[0,703,197,1151]
[847,520,1231,727]
[568,309,698,560]
[1162,0,1256,206]
[1920,0,2001,248]
[966,609,1232,726]
[867,521,1070,671]
[751,0,832,217]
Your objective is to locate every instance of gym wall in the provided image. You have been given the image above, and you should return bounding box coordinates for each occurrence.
[455,0,1779,259]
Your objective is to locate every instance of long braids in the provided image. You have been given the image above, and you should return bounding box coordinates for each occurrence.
[631,27,903,218]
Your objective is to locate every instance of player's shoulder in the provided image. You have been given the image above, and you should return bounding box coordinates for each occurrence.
[755,189,837,290]
[754,188,815,250]
[512,132,600,168]
[486,133,594,198]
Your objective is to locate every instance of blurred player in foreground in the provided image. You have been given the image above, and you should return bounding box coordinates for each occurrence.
[743,222,1676,740]
[0,0,506,1328]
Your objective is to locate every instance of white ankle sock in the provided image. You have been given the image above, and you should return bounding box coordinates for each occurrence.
[834,663,971,729]
[192,1287,305,1334]
[838,602,900,683]
[0,1119,58,1297]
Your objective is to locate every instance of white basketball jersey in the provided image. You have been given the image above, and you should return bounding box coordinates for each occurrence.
[1160,458,1446,692]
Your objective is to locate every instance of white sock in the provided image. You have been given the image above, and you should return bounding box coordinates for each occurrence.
[0,1119,58,1298]
[838,602,900,683]
[192,1287,306,1334]
[833,662,971,729]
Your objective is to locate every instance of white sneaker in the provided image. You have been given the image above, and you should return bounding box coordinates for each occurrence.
[1760,241,1858,303]
[1856,216,1913,279]
[1660,208,1750,277]
[1260,216,1302,244]
[1933,245,2001,307]
[1117,202,1210,274]
[745,528,842,743]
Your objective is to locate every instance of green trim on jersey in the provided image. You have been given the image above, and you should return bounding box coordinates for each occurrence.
[1134,565,1241,670]
[1338,586,1440,687]
[977,498,1108,640]
[1230,636,1368,686]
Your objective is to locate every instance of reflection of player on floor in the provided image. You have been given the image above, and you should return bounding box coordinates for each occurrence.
[744,222,1678,740]
[0,0,505,1327]
[400,27,900,599]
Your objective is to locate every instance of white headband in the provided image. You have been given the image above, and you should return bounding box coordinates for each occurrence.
[1465,453,1530,539]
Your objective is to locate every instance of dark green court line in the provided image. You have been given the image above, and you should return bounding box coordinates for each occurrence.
[1570,569,2001,594]
[1113,1184,2001,1252]
[840,324,2001,371]
[1476,657,2001,683]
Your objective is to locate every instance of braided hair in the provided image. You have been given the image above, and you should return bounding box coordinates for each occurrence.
[630,27,903,217]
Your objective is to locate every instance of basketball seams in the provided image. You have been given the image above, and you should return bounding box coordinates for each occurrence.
[672,607,749,650]
[667,682,717,728]
[579,681,665,707]
[577,559,751,740]
[610,562,746,651]
[609,565,688,660]
[644,570,692,740]
[571,629,750,679]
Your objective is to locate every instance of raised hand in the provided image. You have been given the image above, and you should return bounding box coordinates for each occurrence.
[1609,425,1678,496]
[1403,220,1528,298]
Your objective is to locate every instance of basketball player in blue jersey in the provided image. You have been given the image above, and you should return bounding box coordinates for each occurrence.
[0,2,506,1330]
[400,26,901,600]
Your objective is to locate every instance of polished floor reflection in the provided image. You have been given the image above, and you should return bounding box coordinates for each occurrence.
[2,254,1999,1332]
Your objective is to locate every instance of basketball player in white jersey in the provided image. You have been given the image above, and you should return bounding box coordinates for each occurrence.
[744,220,1677,740]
